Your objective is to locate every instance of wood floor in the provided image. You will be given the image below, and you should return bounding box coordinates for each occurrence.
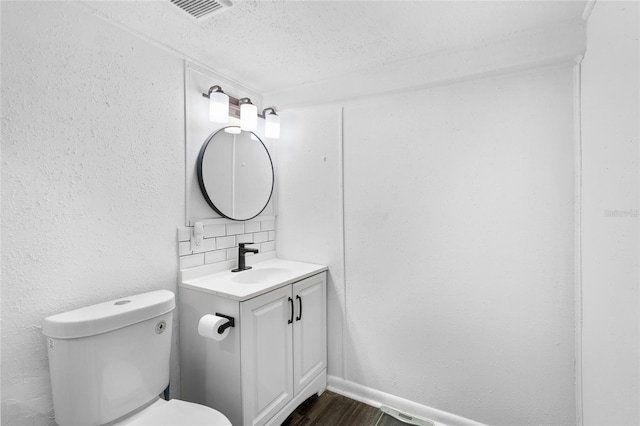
[282,391,381,426]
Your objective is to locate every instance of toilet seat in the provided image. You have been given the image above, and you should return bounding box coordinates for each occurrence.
[111,398,232,426]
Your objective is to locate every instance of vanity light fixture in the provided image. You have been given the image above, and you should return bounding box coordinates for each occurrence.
[239,98,258,132]
[262,107,280,139]
[207,85,229,123]
[202,85,282,139]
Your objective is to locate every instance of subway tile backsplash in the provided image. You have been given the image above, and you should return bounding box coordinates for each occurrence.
[204,249,226,264]
[215,235,236,250]
[261,241,276,253]
[178,241,191,256]
[180,252,205,269]
[244,221,261,233]
[237,233,254,244]
[204,224,225,238]
[178,227,191,242]
[253,232,268,243]
[178,216,276,269]
[260,220,275,231]
[225,222,245,236]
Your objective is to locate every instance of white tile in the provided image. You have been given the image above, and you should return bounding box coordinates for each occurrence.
[180,253,204,269]
[226,248,239,259]
[202,238,217,251]
[205,250,226,264]
[191,237,215,254]
[237,233,254,244]
[268,231,276,241]
[261,241,276,252]
[226,222,245,235]
[216,235,236,249]
[261,220,275,231]
[204,224,225,238]
[253,232,268,243]
[177,227,191,242]
[179,241,192,256]
[244,221,260,233]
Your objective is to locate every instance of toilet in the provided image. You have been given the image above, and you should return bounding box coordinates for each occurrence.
[42,290,231,426]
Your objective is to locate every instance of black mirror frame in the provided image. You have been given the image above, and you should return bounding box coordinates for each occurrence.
[196,126,275,221]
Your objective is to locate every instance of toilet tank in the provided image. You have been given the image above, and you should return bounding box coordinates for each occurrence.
[42,290,175,426]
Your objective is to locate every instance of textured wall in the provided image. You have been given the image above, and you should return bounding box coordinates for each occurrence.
[581,2,640,424]
[1,2,185,424]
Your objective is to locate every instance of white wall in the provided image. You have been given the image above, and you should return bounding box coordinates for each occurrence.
[1,2,185,424]
[342,67,576,426]
[276,106,345,378]
[581,2,640,425]
[278,65,578,425]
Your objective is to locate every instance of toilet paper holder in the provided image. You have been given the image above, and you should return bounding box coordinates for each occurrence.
[215,313,235,334]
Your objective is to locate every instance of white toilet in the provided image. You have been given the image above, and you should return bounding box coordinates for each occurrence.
[42,290,231,426]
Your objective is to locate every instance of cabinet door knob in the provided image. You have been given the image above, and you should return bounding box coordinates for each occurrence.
[295,295,302,321]
[288,297,293,324]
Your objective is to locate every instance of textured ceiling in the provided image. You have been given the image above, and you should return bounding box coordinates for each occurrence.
[80,0,588,94]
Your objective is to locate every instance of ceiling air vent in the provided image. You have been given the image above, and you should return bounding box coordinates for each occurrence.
[170,0,232,21]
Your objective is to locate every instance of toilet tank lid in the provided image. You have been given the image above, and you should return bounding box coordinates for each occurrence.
[42,290,175,339]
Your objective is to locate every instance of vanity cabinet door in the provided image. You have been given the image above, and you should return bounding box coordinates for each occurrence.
[292,273,327,396]
[240,285,294,426]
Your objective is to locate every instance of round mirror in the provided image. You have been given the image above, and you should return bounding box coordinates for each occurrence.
[197,126,274,221]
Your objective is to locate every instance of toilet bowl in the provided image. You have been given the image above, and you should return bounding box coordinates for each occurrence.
[110,398,231,426]
[43,290,231,426]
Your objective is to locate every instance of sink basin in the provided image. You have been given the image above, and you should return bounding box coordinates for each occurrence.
[231,267,292,284]
[181,257,328,301]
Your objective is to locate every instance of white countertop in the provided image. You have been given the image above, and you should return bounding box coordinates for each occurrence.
[180,258,328,301]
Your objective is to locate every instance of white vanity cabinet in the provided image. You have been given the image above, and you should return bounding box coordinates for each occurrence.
[240,273,326,425]
[179,259,327,426]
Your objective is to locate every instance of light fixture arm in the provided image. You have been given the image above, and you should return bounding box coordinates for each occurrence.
[202,85,224,98]
[260,107,278,119]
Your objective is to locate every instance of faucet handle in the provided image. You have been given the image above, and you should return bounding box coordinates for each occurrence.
[239,242,255,247]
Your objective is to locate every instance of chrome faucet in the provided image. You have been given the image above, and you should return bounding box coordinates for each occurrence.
[232,243,259,272]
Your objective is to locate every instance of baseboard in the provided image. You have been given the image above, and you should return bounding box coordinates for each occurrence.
[327,376,487,426]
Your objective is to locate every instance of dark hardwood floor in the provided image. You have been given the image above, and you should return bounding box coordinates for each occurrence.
[282,391,381,426]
